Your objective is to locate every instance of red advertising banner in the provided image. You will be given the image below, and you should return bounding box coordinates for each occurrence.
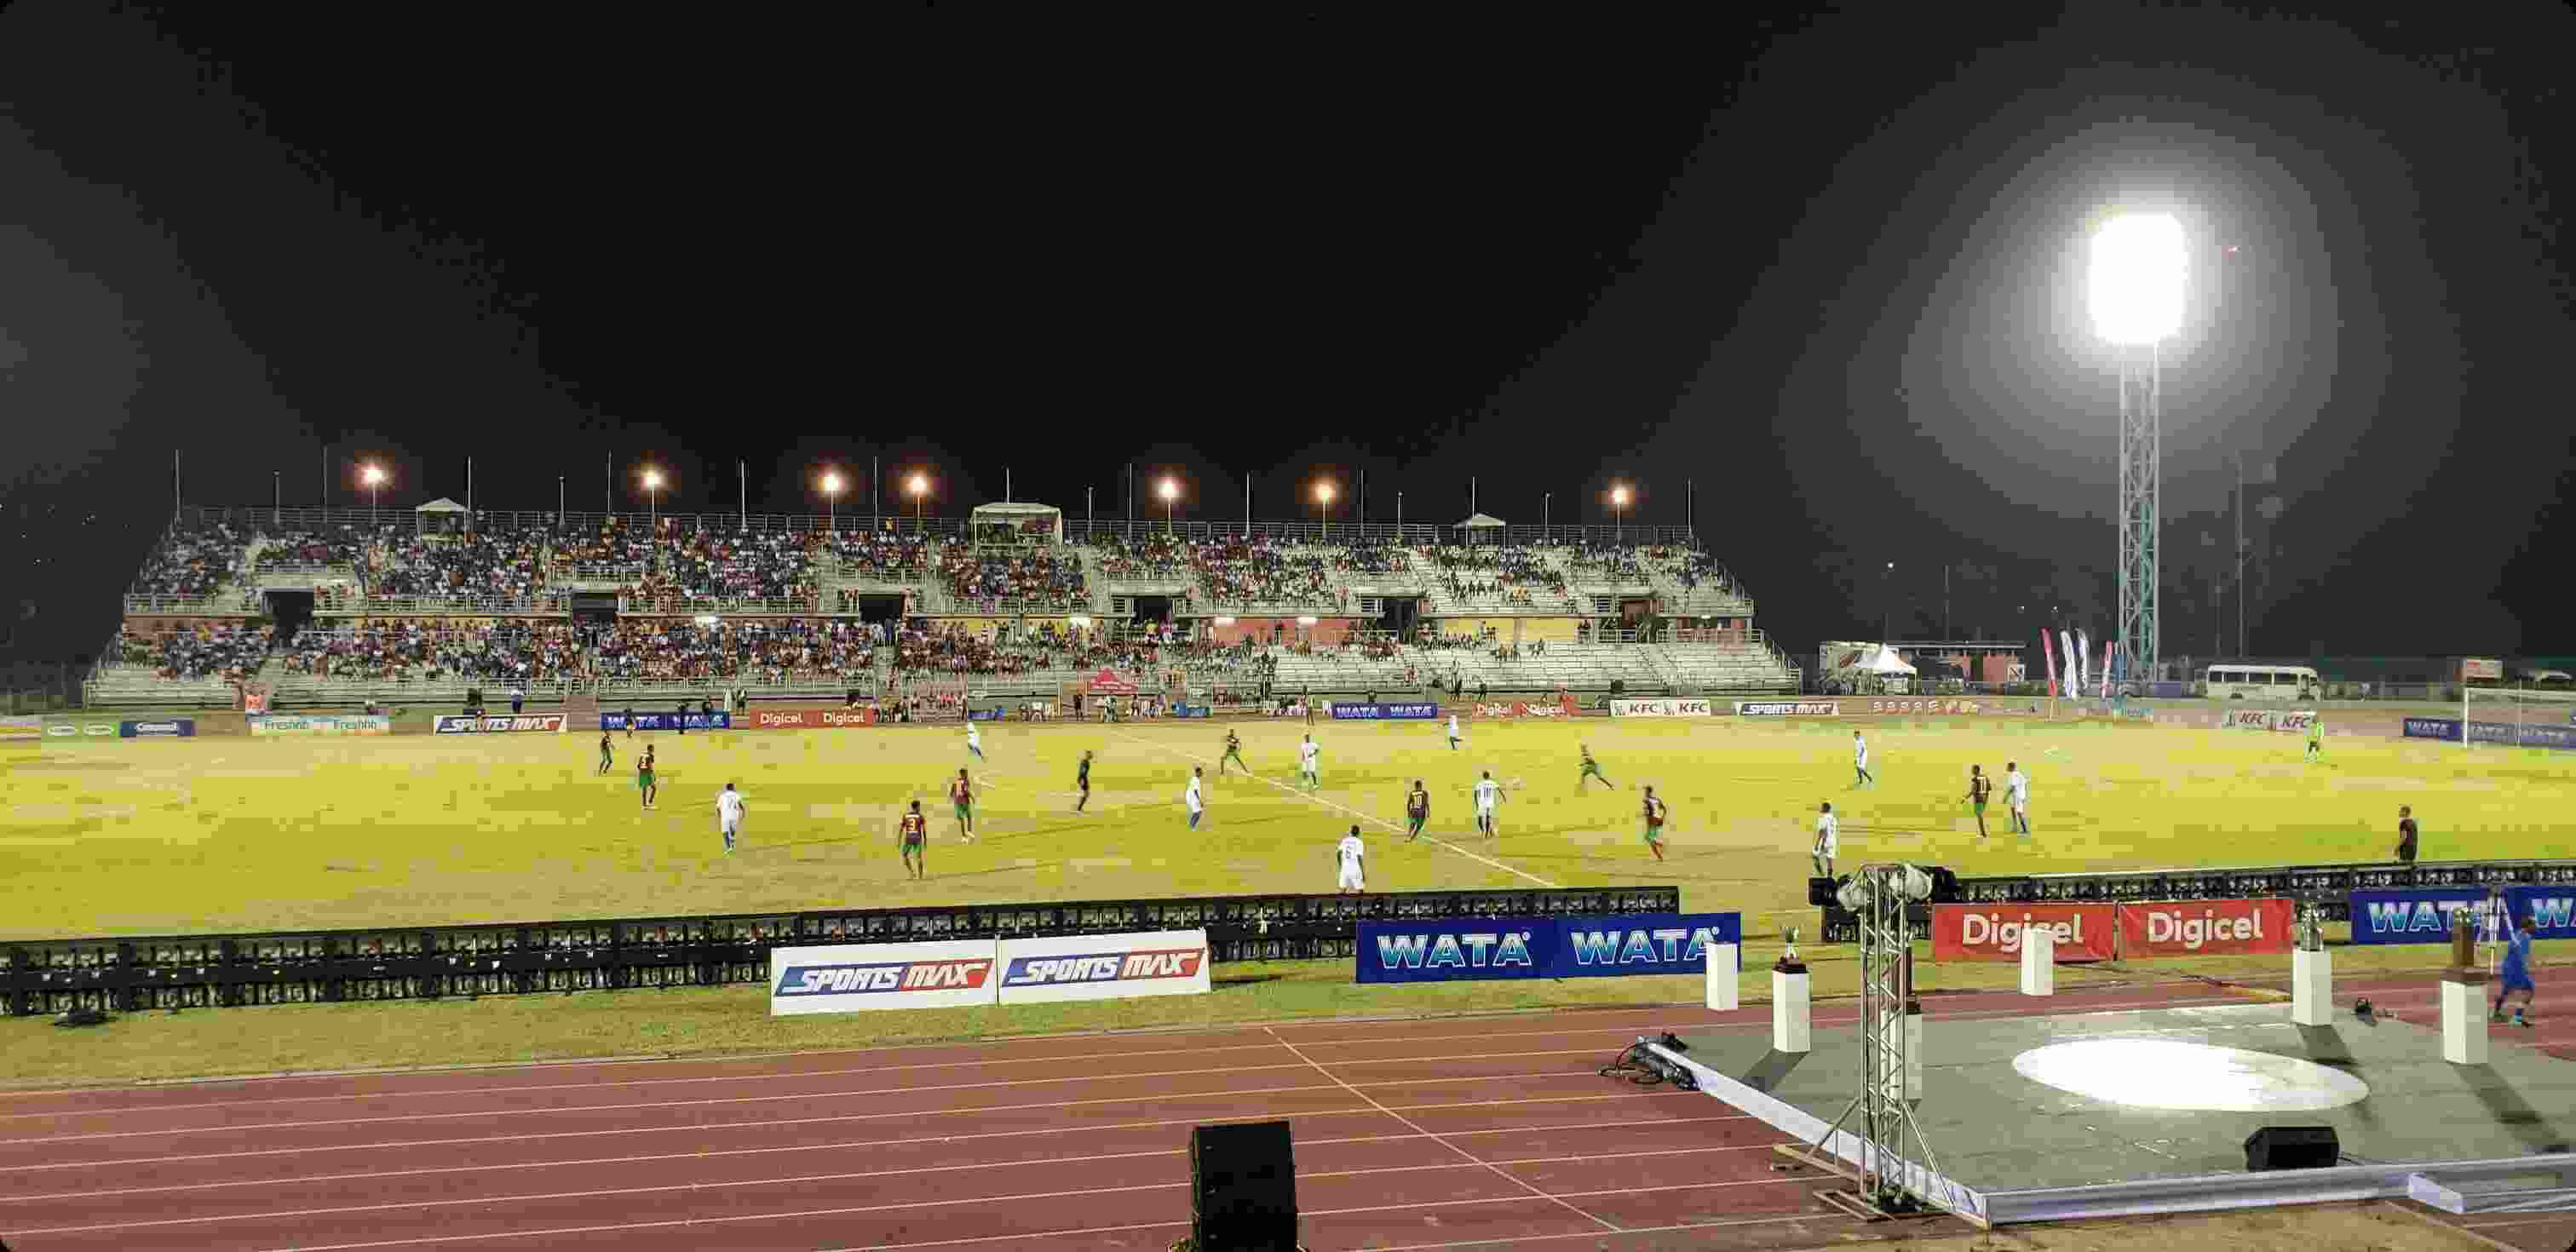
[1471,699,1573,719]
[2114,899,2294,958]
[749,708,879,730]
[1929,904,2117,963]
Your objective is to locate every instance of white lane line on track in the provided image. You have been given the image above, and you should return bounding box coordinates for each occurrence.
[1262,1024,1618,1233]
[0,1088,1714,1177]
[0,1066,1619,1150]
[22,1161,1813,1243]
[0,993,2251,1151]
[1103,727,1559,887]
[0,1117,1769,1205]
[0,1047,1634,1148]
[248,1177,1820,1252]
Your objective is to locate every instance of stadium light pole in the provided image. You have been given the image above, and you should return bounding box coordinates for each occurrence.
[642,468,664,530]
[822,471,843,531]
[1159,478,1178,535]
[361,464,385,525]
[1315,481,1335,541]
[909,474,929,535]
[1610,485,1630,543]
[2089,213,2185,686]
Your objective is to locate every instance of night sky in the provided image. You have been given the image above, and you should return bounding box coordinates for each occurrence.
[2,5,2567,667]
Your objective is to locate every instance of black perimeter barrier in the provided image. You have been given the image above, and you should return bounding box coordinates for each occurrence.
[3,886,1676,1017]
[1814,858,2576,943]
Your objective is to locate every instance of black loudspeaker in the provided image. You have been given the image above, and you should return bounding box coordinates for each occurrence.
[1191,1120,1298,1251]
[2243,1126,2338,1171]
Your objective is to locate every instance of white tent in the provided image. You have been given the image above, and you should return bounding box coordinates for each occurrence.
[413,497,469,535]
[1861,646,1917,675]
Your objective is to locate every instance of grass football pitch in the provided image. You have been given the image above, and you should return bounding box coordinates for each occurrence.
[5,715,2572,942]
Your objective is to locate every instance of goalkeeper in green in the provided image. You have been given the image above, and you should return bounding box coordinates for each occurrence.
[1219,729,1249,776]
[1578,744,1613,792]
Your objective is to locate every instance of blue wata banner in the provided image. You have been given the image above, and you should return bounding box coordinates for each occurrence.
[2344,887,2576,945]
[1356,912,1741,984]
[1331,702,1440,721]
[2402,717,2576,750]
[1173,705,1211,719]
[601,711,733,732]
[967,708,1004,721]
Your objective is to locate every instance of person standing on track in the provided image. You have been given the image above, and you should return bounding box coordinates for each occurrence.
[1185,766,1206,830]
[716,782,745,855]
[1814,801,1838,877]
[1406,778,1430,842]
[1335,824,1366,894]
[949,767,975,842]
[1074,749,1093,813]
[2494,914,2537,1026]
[897,800,929,879]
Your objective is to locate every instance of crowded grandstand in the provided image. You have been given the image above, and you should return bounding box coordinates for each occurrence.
[91,497,1795,710]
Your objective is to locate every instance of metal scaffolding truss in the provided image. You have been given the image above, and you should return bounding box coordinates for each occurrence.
[2116,342,2161,682]
[1812,864,1952,1218]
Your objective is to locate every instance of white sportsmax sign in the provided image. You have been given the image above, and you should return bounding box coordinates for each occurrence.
[995,929,1213,1006]
[1610,698,1713,718]
[768,939,998,1017]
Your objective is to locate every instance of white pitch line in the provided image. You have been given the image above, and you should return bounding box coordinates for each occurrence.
[1103,727,1559,887]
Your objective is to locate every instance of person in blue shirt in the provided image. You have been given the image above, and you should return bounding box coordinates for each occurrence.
[2494,915,2538,1027]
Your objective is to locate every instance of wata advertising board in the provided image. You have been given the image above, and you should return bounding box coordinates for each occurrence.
[1356,912,1741,985]
[1609,698,1711,718]
[747,708,879,730]
[1734,700,1837,717]
[1331,702,1440,721]
[995,929,1212,1005]
[2114,899,2295,957]
[601,711,733,732]
[2347,887,2526,946]
[250,714,394,738]
[768,939,998,1016]
[433,714,569,734]
[1929,903,2117,962]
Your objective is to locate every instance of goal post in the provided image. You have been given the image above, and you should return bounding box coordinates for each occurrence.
[2461,686,2576,749]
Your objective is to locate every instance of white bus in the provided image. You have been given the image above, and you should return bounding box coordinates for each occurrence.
[2201,663,2320,701]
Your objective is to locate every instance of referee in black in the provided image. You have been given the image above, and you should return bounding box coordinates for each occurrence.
[1074,749,1093,813]
[2395,806,2419,884]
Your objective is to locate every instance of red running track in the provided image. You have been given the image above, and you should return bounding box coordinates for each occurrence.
[0,976,2557,1252]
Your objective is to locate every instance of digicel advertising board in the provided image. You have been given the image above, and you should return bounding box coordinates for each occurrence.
[2115,899,2294,958]
[750,708,879,730]
[1929,904,2116,962]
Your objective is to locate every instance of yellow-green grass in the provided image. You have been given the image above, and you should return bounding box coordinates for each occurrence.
[4,715,2570,939]
[4,716,2573,1085]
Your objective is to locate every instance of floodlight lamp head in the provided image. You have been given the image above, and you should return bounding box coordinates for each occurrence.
[1159,479,1177,501]
[2088,214,2186,345]
[642,469,664,490]
[821,472,842,493]
[1611,485,1630,507]
[1836,876,1869,912]
[907,474,927,495]
[1891,864,1935,902]
[361,465,385,486]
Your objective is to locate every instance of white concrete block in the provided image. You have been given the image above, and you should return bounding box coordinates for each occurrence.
[2020,925,2055,996]
[2291,947,2333,1026]
[1705,943,1740,1012]
[1773,969,1810,1054]
[2442,976,2488,1065]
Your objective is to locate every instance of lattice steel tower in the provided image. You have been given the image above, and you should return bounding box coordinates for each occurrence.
[2116,342,2160,684]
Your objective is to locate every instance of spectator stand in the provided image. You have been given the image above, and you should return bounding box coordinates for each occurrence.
[124,514,257,615]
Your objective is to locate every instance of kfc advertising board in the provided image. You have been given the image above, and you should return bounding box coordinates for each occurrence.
[1929,904,2117,962]
[748,708,879,730]
[2114,899,2294,958]
[1609,698,1712,718]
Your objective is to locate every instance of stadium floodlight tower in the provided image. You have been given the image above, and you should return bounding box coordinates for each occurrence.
[2090,213,2184,687]
[1159,477,1179,535]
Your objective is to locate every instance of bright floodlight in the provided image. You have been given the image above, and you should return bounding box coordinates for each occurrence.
[2089,214,2186,345]
[360,464,385,486]
[1610,485,1630,507]
[907,474,927,496]
[1159,478,1178,502]
[641,469,664,490]
[1315,482,1334,504]
[821,471,843,494]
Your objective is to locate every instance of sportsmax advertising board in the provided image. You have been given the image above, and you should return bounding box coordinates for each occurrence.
[1929,904,2117,962]
[250,714,393,737]
[1735,700,1837,717]
[600,711,733,732]
[995,929,1212,1005]
[2344,887,2576,944]
[1354,912,1741,985]
[119,719,197,738]
[1609,698,1711,718]
[768,939,998,1016]
[1331,702,1440,721]
[433,714,568,734]
[746,708,879,730]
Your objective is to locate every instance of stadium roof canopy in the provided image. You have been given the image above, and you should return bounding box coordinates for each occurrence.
[1455,513,1506,528]
[416,497,468,514]
[969,502,1060,519]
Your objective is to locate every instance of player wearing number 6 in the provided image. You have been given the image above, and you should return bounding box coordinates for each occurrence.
[1335,824,1366,893]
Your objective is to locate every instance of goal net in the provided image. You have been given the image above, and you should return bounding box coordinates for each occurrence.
[2459,686,2576,750]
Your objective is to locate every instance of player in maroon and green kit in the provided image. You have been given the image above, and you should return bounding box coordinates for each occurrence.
[897,801,929,879]
[1641,785,1667,861]
[636,744,657,809]
[1406,778,1429,841]
[949,768,975,842]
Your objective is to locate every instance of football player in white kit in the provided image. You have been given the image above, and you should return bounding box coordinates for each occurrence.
[966,721,984,761]
[1851,731,1873,788]
[1299,733,1321,790]
[1473,770,1504,838]
[716,782,745,855]
[1335,824,1366,893]
[1185,767,1206,830]
[2005,761,2030,835]
[1446,713,1461,749]
[1812,801,1837,877]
